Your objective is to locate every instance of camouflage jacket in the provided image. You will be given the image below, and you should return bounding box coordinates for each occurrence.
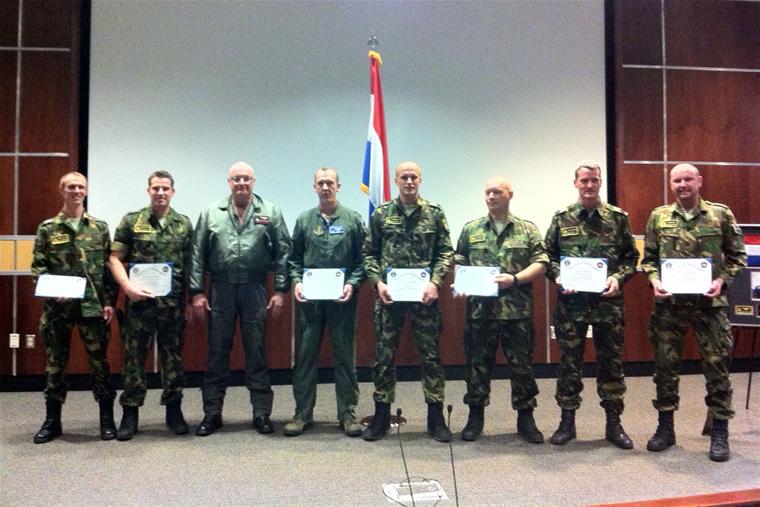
[544,202,639,316]
[31,211,117,317]
[112,206,193,303]
[455,213,549,320]
[641,199,747,307]
[190,194,291,292]
[289,202,366,290]
[363,197,453,287]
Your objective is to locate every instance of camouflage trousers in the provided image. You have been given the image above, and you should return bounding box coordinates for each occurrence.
[648,302,734,419]
[463,318,538,410]
[553,303,626,412]
[292,299,359,422]
[39,301,115,403]
[372,300,445,404]
[119,299,185,407]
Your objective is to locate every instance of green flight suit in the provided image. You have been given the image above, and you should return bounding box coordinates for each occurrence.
[641,199,747,420]
[288,203,365,422]
[363,197,454,404]
[455,214,548,410]
[31,212,118,403]
[112,206,193,407]
[544,202,639,412]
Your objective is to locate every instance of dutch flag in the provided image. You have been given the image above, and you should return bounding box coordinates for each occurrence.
[360,50,390,219]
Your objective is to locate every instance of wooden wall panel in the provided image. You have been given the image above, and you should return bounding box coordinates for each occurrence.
[617,164,666,234]
[0,0,18,46]
[617,0,661,66]
[667,71,760,163]
[19,52,73,153]
[699,166,760,224]
[622,273,653,361]
[618,68,663,162]
[666,0,760,68]
[0,277,12,375]
[14,275,46,374]
[21,0,75,48]
[17,156,70,234]
[0,52,16,152]
[0,158,13,234]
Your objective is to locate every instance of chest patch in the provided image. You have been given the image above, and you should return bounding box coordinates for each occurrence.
[133,223,154,234]
[329,225,344,235]
[560,226,579,237]
[469,233,486,243]
[385,216,402,226]
[50,234,69,245]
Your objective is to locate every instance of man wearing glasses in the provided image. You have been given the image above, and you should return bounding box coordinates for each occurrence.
[190,161,291,436]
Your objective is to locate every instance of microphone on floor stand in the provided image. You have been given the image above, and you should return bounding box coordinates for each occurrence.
[447,404,460,507]
[396,408,416,507]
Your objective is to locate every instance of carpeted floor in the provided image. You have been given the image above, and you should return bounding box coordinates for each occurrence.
[1,374,758,506]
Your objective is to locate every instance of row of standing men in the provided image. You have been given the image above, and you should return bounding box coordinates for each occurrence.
[30,159,746,463]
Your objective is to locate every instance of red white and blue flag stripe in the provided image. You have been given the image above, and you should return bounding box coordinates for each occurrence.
[360,50,390,218]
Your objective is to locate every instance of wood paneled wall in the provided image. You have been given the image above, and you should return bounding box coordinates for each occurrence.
[1,0,758,381]
[614,0,760,361]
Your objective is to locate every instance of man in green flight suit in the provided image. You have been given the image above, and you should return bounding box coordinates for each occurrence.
[544,160,639,449]
[190,161,291,436]
[642,163,746,462]
[31,171,118,443]
[362,161,454,442]
[454,176,547,444]
[284,167,365,437]
[109,170,193,440]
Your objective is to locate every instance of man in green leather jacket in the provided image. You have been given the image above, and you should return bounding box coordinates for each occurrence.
[190,161,291,436]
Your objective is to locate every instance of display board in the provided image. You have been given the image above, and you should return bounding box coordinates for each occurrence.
[728,224,760,327]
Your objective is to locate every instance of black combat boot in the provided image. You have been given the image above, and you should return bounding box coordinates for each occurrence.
[646,410,675,452]
[166,399,189,435]
[427,402,452,442]
[34,399,62,444]
[461,405,484,442]
[549,408,576,445]
[517,408,544,444]
[362,401,391,441]
[709,418,730,462]
[116,405,139,441]
[99,399,117,440]
[605,408,634,449]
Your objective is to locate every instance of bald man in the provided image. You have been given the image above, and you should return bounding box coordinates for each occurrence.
[642,163,746,461]
[454,176,548,443]
[190,161,291,436]
[362,161,454,442]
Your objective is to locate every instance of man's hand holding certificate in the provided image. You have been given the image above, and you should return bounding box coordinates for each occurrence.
[660,258,712,294]
[301,268,345,300]
[387,268,430,302]
[453,265,499,297]
[559,257,608,293]
[129,263,172,297]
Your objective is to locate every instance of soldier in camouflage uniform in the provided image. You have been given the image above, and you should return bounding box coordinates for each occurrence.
[454,176,548,443]
[642,164,746,462]
[109,170,193,440]
[31,172,118,443]
[362,161,454,442]
[543,160,639,449]
[191,161,291,437]
[284,168,365,437]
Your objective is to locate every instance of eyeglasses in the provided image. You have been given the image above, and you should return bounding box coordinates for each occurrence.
[229,175,253,183]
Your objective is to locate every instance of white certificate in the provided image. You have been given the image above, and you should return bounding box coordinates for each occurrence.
[661,258,712,294]
[35,274,87,299]
[301,268,345,300]
[129,263,172,297]
[560,257,608,293]
[453,265,499,297]
[387,268,430,302]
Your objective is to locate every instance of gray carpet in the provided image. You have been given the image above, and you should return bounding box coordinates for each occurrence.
[1,375,758,506]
